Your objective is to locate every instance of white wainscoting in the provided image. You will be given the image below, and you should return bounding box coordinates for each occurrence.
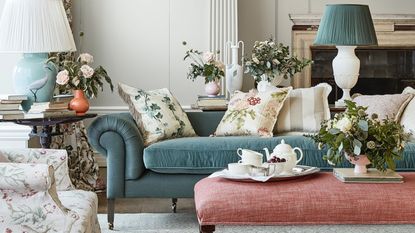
[0,123,31,148]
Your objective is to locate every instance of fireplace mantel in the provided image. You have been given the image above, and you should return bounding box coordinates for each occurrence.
[289,14,415,88]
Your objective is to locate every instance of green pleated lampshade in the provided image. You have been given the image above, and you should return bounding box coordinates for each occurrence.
[314,4,378,46]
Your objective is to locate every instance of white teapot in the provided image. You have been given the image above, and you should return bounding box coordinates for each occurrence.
[263,139,303,175]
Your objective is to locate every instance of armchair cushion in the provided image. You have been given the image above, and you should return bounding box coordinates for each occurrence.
[0,163,52,193]
[0,149,74,191]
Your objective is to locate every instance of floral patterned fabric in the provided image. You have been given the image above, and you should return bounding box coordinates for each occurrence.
[215,87,292,137]
[118,83,197,146]
[50,122,101,191]
[0,148,73,191]
[0,149,100,233]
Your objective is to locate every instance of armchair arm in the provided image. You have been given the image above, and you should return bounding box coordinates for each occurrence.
[87,113,145,198]
[0,163,52,193]
[0,149,73,191]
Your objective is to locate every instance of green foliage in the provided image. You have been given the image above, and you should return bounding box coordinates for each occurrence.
[48,52,114,99]
[306,100,411,171]
[244,38,312,82]
[183,42,225,83]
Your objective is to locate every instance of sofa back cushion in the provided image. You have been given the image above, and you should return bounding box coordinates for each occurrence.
[401,87,415,141]
[118,83,196,146]
[353,93,413,121]
[187,111,225,136]
[274,83,331,133]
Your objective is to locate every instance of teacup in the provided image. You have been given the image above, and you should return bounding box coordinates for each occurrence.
[237,148,263,167]
[228,163,251,175]
[266,162,285,176]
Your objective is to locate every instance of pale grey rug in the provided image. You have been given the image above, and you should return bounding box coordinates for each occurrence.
[97,213,415,233]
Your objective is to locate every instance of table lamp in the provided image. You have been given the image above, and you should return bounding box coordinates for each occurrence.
[314,4,378,106]
[0,0,76,109]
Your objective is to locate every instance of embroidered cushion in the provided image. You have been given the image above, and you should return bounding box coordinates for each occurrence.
[353,93,413,121]
[400,87,415,141]
[274,83,332,133]
[214,87,291,137]
[118,83,196,146]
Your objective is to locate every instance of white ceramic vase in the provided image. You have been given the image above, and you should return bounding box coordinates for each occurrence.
[257,74,282,93]
[205,81,220,97]
[345,153,371,174]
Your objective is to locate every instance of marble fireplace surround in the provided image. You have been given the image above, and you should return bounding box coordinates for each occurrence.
[290,14,415,89]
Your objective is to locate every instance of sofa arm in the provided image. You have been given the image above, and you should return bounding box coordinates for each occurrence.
[87,113,145,198]
[0,163,52,193]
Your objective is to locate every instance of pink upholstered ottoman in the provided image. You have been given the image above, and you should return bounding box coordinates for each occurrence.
[194,172,415,233]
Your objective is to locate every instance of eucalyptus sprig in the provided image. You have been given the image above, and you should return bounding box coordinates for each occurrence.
[306,100,410,171]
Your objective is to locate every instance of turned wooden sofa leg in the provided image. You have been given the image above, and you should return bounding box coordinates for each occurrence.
[108,199,115,230]
[172,198,178,213]
[199,225,215,233]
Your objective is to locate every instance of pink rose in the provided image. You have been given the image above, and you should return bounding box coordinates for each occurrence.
[80,65,94,78]
[203,51,215,63]
[79,53,94,64]
[56,70,69,85]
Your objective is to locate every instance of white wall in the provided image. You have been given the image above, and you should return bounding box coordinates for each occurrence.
[1,0,415,108]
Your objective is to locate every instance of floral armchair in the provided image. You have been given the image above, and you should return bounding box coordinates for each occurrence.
[0,149,100,233]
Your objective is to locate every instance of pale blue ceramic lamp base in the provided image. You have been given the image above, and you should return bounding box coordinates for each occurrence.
[13,53,57,111]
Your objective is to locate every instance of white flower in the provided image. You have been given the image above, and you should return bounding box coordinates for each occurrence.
[318,142,323,150]
[202,51,214,63]
[335,117,352,133]
[252,57,260,64]
[79,53,94,64]
[56,70,69,85]
[214,61,225,71]
[272,59,280,65]
[80,65,94,78]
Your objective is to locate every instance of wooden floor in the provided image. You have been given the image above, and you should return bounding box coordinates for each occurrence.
[97,168,196,214]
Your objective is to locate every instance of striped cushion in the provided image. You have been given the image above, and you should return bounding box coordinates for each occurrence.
[274,83,331,133]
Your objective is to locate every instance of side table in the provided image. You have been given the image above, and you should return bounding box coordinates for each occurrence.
[0,113,97,148]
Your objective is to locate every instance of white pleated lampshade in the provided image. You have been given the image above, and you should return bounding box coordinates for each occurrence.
[0,0,76,53]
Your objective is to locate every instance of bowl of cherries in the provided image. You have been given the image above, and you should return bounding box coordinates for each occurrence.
[266,155,286,176]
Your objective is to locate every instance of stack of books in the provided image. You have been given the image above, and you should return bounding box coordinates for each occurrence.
[333,168,403,183]
[25,98,75,118]
[0,94,27,119]
[195,95,228,110]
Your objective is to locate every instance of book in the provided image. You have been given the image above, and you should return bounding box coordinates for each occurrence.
[333,168,403,183]
[0,100,23,104]
[0,94,27,101]
[29,101,69,113]
[198,95,226,100]
[0,103,21,111]
[52,94,73,102]
[0,113,24,120]
[0,110,24,115]
[24,110,76,119]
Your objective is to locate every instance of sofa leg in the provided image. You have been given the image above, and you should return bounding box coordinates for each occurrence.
[108,199,115,230]
[200,225,215,233]
[172,198,178,213]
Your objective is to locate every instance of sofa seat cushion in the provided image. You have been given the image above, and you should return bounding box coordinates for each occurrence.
[144,136,326,174]
[144,136,415,174]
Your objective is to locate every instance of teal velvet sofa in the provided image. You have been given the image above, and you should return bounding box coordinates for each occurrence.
[87,111,415,229]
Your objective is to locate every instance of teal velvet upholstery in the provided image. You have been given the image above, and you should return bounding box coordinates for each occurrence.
[87,111,415,226]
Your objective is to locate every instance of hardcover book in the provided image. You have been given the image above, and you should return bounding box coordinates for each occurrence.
[333,168,403,183]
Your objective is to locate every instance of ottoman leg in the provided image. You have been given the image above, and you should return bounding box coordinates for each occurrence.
[108,199,115,230]
[172,198,178,213]
[199,225,215,233]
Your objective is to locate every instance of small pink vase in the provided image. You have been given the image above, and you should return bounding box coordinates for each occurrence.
[69,90,89,116]
[345,154,371,174]
[205,81,220,97]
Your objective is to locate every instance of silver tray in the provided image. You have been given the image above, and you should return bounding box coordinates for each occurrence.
[220,165,320,182]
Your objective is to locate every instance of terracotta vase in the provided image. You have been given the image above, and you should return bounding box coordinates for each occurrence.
[69,90,89,116]
[204,80,220,97]
[345,153,371,174]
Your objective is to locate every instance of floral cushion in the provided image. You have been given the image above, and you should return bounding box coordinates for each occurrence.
[0,149,73,191]
[118,83,197,146]
[214,87,292,137]
[401,87,415,141]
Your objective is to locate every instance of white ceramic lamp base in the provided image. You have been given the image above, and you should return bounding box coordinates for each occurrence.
[333,46,360,107]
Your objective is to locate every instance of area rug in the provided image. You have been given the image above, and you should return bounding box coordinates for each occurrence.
[97,213,415,233]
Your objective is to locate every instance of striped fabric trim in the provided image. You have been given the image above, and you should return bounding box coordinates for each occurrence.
[274,83,332,133]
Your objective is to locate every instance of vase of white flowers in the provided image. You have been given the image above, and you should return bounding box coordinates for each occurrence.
[245,38,311,91]
[183,42,225,96]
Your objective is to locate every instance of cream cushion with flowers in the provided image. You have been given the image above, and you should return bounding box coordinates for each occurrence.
[214,87,292,137]
[118,83,196,146]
